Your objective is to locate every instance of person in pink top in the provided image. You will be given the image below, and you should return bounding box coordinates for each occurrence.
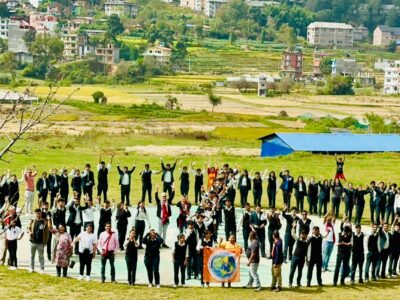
[24,165,38,214]
[97,222,119,283]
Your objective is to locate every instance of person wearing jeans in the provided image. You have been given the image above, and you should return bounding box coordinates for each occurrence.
[245,232,261,291]
[282,206,299,262]
[365,224,379,281]
[142,229,164,288]
[156,188,174,248]
[98,223,119,283]
[27,209,51,273]
[322,216,335,271]
[72,223,97,281]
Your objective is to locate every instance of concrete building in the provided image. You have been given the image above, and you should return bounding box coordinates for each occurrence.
[331,58,360,76]
[204,0,227,17]
[383,60,400,94]
[0,18,9,40]
[94,43,120,64]
[61,27,81,59]
[104,0,137,17]
[353,25,369,41]
[374,59,395,71]
[143,45,172,64]
[8,19,34,63]
[312,51,329,77]
[373,25,400,46]
[29,12,58,35]
[307,22,354,47]
[280,50,303,80]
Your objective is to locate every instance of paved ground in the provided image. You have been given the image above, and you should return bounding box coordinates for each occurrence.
[1,205,371,287]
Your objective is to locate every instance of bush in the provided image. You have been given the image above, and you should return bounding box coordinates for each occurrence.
[324,76,354,95]
[92,91,104,104]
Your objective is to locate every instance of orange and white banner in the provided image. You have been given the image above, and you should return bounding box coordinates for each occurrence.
[203,248,240,283]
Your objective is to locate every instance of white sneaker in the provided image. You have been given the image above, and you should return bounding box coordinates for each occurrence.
[148,284,153,288]
[39,269,45,275]
[172,284,177,288]
[28,267,34,273]
[156,284,161,288]
[181,284,186,288]
[85,276,90,281]
[78,275,83,281]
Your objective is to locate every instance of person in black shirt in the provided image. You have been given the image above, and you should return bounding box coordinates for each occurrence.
[124,229,138,285]
[71,169,82,200]
[8,173,21,206]
[267,171,277,209]
[82,164,95,201]
[331,178,343,219]
[116,203,131,251]
[97,155,113,203]
[59,168,69,202]
[306,226,323,286]
[238,170,251,208]
[388,219,400,277]
[184,221,199,280]
[179,163,190,197]
[289,226,308,288]
[161,158,177,198]
[318,180,330,217]
[279,169,294,209]
[97,200,114,239]
[282,205,299,262]
[334,154,346,181]
[333,226,352,286]
[250,205,266,258]
[294,176,307,212]
[354,185,369,225]
[343,183,356,222]
[350,224,365,284]
[223,199,236,240]
[267,209,281,259]
[364,223,379,282]
[197,230,213,287]
[36,172,50,205]
[193,167,204,205]
[51,198,66,228]
[385,184,396,224]
[307,176,318,215]
[117,163,135,206]
[172,234,189,287]
[238,202,252,251]
[142,229,164,288]
[140,164,157,203]
[252,171,264,207]
[48,169,61,209]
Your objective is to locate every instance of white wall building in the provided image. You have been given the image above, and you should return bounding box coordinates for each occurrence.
[383,60,400,94]
[0,18,9,39]
[307,22,354,47]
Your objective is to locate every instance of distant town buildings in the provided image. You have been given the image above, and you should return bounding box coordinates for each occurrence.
[8,19,35,63]
[331,58,360,76]
[143,45,172,64]
[373,25,400,46]
[0,18,9,40]
[29,12,58,35]
[383,60,400,94]
[179,0,227,17]
[353,25,369,41]
[374,59,395,71]
[307,22,354,47]
[280,49,303,80]
[104,0,137,18]
[312,51,329,77]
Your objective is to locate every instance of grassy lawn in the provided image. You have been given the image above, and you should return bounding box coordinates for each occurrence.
[1,131,399,225]
[0,267,399,300]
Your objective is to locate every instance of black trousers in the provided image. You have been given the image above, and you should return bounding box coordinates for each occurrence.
[38,189,49,203]
[79,251,93,276]
[144,255,160,285]
[83,185,93,200]
[308,195,317,215]
[60,189,68,203]
[253,189,262,207]
[163,182,173,198]
[365,251,378,280]
[283,191,291,208]
[180,183,189,196]
[239,187,249,207]
[7,239,17,267]
[56,266,68,277]
[350,255,364,281]
[333,252,351,284]
[267,189,276,208]
[289,255,305,285]
[187,249,198,278]
[194,184,202,205]
[243,227,250,251]
[307,258,322,284]
[268,228,275,255]
[120,185,130,205]
[389,252,400,275]
[126,254,138,284]
[135,220,145,247]
[47,232,52,259]
[379,248,390,277]
[50,189,59,208]
[141,183,152,203]
[69,223,81,254]
[97,184,108,202]
[174,259,186,285]
[224,225,236,240]
[117,224,128,250]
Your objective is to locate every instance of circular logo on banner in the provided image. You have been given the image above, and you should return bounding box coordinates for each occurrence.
[207,250,238,281]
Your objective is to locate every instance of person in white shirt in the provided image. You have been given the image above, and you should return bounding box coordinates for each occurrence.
[394,188,400,217]
[1,220,24,270]
[132,201,151,249]
[72,223,97,281]
[117,162,136,206]
[81,195,98,231]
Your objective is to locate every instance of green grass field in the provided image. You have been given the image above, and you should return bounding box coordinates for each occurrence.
[0,267,399,300]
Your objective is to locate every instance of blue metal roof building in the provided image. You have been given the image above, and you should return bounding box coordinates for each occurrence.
[259,133,400,157]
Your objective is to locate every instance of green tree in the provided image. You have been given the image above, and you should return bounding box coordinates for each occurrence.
[387,40,397,53]
[26,34,64,78]
[0,52,17,81]
[92,91,104,104]
[106,14,124,41]
[324,76,354,95]
[319,57,332,75]
[277,24,297,48]
[200,82,222,112]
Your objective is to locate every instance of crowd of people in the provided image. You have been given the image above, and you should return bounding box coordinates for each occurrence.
[0,155,399,292]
